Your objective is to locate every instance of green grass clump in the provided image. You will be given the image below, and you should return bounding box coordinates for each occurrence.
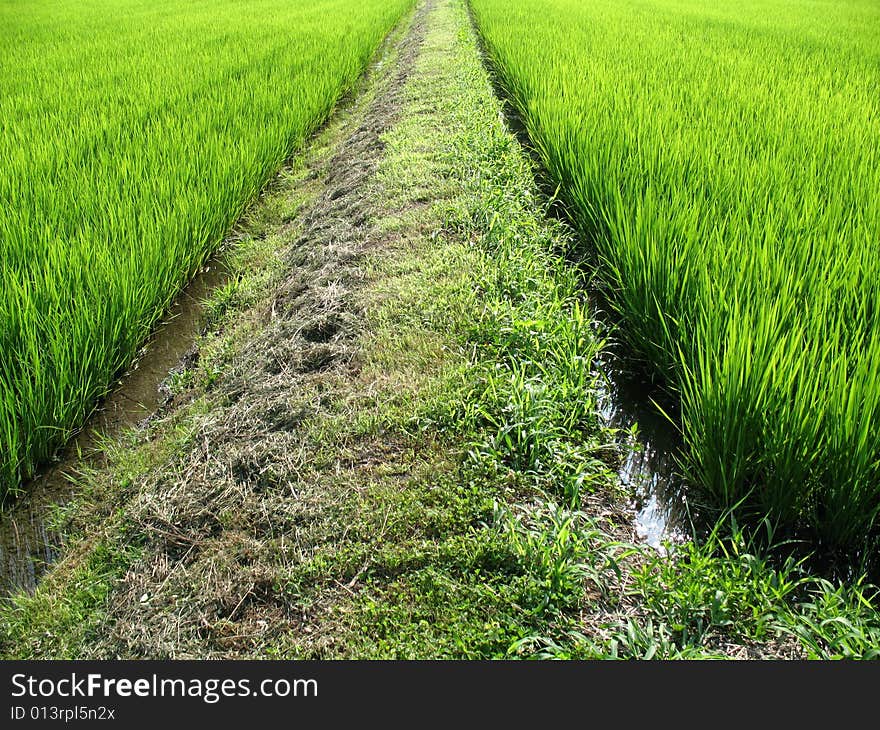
[0,0,413,494]
[470,0,880,551]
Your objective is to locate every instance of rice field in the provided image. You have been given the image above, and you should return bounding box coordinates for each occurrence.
[470,0,880,548]
[0,0,413,493]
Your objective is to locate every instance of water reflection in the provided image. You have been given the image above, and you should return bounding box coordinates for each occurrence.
[595,354,690,552]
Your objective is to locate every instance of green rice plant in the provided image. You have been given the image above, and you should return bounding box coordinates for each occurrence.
[0,0,414,493]
[470,0,880,551]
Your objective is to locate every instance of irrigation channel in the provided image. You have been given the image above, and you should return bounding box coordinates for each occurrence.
[596,353,689,551]
[0,260,230,596]
[0,0,687,598]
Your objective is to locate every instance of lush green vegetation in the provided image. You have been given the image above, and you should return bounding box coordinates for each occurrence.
[3,0,879,661]
[470,0,880,551]
[0,0,413,493]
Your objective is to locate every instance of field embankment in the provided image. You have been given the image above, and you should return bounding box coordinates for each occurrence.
[0,0,414,493]
[470,0,880,552]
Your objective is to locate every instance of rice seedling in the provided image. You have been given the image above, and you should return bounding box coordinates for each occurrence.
[470,0,880,550]
[0,0,413,493]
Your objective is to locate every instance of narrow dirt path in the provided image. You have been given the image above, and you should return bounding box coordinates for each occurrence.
[89,0,450,658]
